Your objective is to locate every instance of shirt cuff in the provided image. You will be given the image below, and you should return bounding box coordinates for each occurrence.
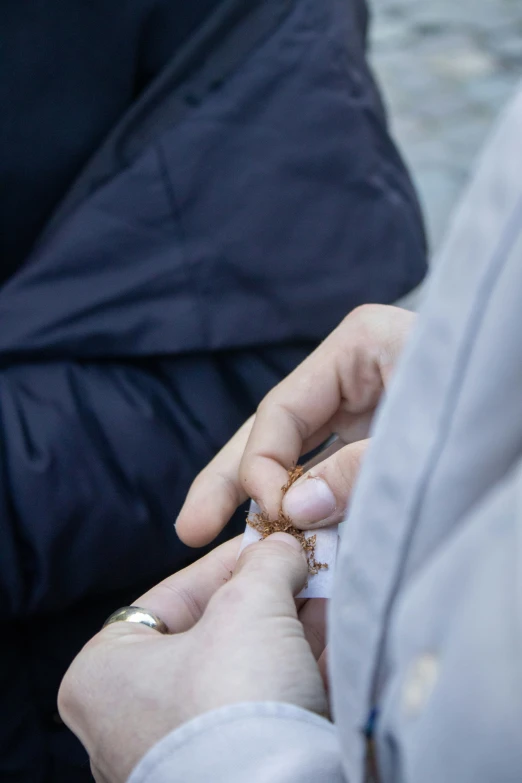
[128,702,345,783]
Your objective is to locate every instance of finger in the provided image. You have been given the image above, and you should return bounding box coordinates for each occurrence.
[213,533,309,623]
[318,647,329,694]
[328,409,375,446]
[175,416,334,548]
[130,536,242,633]
[238,359,346,519]
[239,305,413,518]
[298,598,328,660]
[282,439,369,528]
[175,417,254,547]
[177,305,413,545]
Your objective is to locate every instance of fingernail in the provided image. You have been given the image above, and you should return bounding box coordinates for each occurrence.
[283,478,336,526]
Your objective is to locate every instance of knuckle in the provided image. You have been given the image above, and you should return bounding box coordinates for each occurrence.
[256,389,276,415]
[342,303,403,343]
[238,454,256,491]
[214,469,243,508]
[184,467,207,499]
[347,303,382,322]
[342,304,384,336]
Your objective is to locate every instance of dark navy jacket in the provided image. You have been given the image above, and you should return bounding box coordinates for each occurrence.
[0,0,426,780]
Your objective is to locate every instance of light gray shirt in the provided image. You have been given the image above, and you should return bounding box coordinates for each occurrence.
[129,83,522,783]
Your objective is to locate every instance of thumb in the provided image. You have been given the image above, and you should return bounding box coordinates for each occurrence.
[230,533,309,614]
[282,439,369,529]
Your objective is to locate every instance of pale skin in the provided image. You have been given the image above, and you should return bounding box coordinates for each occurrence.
[58,304,415,783]
[176,304,415,542]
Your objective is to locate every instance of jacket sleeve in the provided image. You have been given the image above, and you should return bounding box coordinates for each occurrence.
[128,704,347,783]
[0,343,312,618]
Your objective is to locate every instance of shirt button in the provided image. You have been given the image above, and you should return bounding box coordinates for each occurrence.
[402,653,439,717]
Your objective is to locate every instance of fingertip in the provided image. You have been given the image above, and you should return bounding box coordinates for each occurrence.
[282,476,337,529]
[265,532,304,553]
[235,533,308,597]
[174,512,217,548]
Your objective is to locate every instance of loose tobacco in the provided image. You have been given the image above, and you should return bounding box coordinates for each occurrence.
[247,465,328,576]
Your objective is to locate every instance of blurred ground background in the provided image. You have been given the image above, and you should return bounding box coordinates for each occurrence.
[369,0,522,254]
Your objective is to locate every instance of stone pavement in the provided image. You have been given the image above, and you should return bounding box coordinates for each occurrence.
[369,0,522,253]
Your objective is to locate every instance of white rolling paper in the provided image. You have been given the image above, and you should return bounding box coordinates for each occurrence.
[240,501,339,598]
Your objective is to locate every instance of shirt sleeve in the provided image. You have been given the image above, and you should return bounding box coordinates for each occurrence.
[127,702,347,783]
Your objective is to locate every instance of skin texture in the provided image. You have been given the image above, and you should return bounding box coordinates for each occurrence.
[176,305,415,544]
[59,305,415,782]
[59,534,328,783]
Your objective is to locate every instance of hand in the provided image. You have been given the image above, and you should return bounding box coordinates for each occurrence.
[58,534,327,783]
[176,304,415,546]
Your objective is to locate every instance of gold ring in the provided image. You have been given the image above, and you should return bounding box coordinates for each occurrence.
[103,606,169,634]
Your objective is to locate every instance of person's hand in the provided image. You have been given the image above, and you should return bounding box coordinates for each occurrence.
[58,534,327,783]
[176,304,415,547]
